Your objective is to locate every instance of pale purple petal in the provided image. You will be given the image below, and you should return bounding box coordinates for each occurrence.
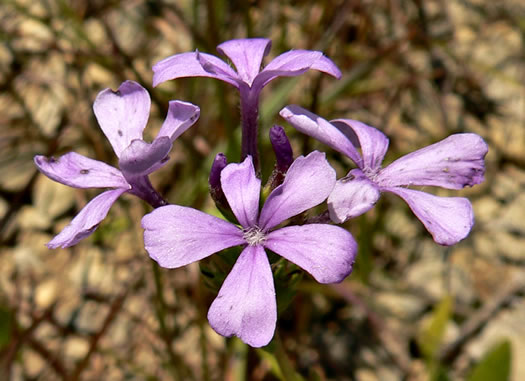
[93,81,151,157]
[142,205,245,268]
[153,52,240,87]
[157,100,200,142]
[220,157,261,228]
[196,52,244,87]
[47,188,127,249]
[254,50,341,90]
[265,224,356,283]
[327,169,381,223]
[217,38,271,86]
[331,119,389,171]
[207,245,276,347]
[386,187,474,246]
[259,151,336,230]
[34,152,129,189]
[308,54,342,79]
[118,137,171,178]
[377,134,488,190]
[279,105,363,166]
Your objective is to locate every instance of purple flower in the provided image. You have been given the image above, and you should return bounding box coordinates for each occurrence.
[142,151,356,347]
[34,81,200,248]
[280,105,488,246]
[153,38,341,92]
[153,38,341,170]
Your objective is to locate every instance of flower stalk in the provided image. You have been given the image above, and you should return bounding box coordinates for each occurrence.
[239,87,261,173]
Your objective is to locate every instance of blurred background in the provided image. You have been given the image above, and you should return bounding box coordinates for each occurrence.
[0,0,524,380]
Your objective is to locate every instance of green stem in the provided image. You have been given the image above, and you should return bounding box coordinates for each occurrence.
[273,333,303,381]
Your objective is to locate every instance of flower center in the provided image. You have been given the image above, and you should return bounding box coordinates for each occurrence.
[243,226,266,246]
[362,166,381,182]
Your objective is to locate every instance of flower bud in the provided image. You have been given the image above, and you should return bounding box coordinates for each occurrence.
[209,153,237,222]
[269,125,293,173]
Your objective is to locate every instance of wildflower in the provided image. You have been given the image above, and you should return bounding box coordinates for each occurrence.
[280,105,488,246]
[142,152,356,347]
[153,38,341,170]
[34,81,200,248]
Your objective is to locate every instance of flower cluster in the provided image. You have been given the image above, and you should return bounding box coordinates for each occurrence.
[35,38,488,347]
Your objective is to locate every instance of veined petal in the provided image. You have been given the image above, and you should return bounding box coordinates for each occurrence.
[157,100,200,142]
[279,105,363,166]
[118,137,172,178]
[386,187,474,246]
[254,50,340,90]
[93,81,151,157]
[208,245,276,347]
[142,205,244,268]
[259,151,336,230]
[220,157,261,228]
[153,52,240,88]
[217,38,271,86]
[377,133,488,189]
[47,188,127,249]
[265,224,356,283]
[34,152,128,189]
[328,169,381,223]
[331,119,389,171]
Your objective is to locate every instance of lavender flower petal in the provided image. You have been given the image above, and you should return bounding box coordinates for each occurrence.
[207,245,276,347]
[265,224,356,283]
[259,151,336,230]
[280,105,363,167]
[118,137,172,178]
[216,38,271,86]
[308,54,343,79]
[220,156,261,228]
[254,50,341,90]
[377,134,488,189]
[142,205,245,268]
[157,100,200,142]
[93,81,151,157]
[152,52,239,87]
[47,188,127,249]
[34,152,129,189]
[385,187,474,246]
[327,169,381,223]
[331,119,389,171]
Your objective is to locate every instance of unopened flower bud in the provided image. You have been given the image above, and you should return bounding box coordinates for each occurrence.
[265,126,294,192]
[209,153,236,222]
[269,125,293,173]
[209,153,227,193]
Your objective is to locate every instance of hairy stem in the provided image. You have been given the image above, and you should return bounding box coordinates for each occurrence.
[239,87,261,175]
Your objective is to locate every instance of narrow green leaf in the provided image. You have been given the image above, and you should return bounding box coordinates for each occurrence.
[418,295,454,360]
[258,335,305,381]
[257,349,285,381]
[467,340,512,381]
[430,365,451,381]
[0,306,12,350]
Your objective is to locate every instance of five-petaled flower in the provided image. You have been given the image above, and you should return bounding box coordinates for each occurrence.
[34,80,200,248]
[142,151,357,347]
[153,37,341,99]
[280,105,488,246]
[152,38,341,169]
